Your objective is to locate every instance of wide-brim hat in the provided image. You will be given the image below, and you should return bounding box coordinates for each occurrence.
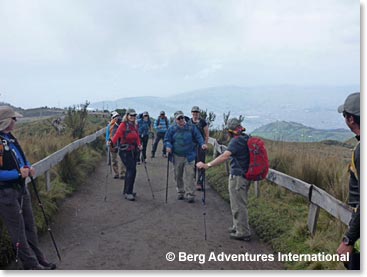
[174,110,184,119]
[126,108,137,116]
[0,106,23,131]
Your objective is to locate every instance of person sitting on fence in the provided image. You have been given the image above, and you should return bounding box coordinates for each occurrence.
[196,118,252,241]
[110,109,143,201]
[164,111,207,203]
[190,106,209,191]
[105,111,126,179]
[336,92,360,270]
[137,111,153,164]
[0,106,56,270]
[151,111,169,158]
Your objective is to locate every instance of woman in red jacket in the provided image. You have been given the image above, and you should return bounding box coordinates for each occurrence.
[111,109,142,201]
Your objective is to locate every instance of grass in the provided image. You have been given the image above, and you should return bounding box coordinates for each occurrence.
[206,134,355,270]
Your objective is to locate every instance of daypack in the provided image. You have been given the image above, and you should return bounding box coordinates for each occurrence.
[157,116,169,127]
[244,137,269,181]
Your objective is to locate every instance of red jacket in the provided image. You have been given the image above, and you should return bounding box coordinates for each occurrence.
[111,121,141,151]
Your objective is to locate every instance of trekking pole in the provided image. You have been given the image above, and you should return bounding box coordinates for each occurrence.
[25,169,62,261]
[104,145,112,202]
[165,153,170,204]
[142,160,155,199]
[200,168,207,240]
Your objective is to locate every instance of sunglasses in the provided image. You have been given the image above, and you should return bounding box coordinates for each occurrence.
[342,111,348,118]
[12,117,17,121]
[129,114,137,117]
[176,116,184,120]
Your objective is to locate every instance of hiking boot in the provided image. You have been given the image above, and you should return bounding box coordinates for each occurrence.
[228,226,236,233]
[177,194,184,200]
[137,161,141,165]
[196,184,203,191]
[39,260,57,270]
[186,197,195,203]
[151,153,155,158]
[113,175,119,179]
[125,194,135,201]
[230,232,251,241]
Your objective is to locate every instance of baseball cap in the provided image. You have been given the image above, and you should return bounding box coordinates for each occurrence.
[338,92,360,116]
[174,111,184,119]
[191,106,200,112]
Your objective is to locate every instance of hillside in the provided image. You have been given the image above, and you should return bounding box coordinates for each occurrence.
[0,102,65,118]
[251,121,353,142]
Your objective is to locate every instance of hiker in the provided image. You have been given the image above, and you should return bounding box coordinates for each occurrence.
[0,106,56,270]
[105,111,126,179]
[196,118,252,241]
[164,111,207,203]
[137,111,153,164]
[110,109,143,201]
[190,106,209,191]
[151,111,169,158]
[336,92,360,270]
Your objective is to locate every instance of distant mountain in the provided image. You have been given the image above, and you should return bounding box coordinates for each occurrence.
[251,121,353,142]
[89,85,359,131]
[0,102,64,117]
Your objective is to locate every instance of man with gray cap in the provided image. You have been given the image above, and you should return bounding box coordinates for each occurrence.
[336,92,360,270]
[164,111,207,203]
[197,118,252,241]
[0,106,56,269]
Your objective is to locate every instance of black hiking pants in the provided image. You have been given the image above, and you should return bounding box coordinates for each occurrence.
[152,132,166,156]
[140,135,149,162]
[119,150,137,195]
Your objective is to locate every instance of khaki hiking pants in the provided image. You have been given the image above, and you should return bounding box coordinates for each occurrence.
[228,175,251,237]
[112,151,125,177]
[173,154,195,199]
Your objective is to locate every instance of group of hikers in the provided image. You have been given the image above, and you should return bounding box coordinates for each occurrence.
[105,107,209,202]
[0,92,360,270]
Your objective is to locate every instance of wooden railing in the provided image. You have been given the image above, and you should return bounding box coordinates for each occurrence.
[208,137,352,235]
[25,128,106,190]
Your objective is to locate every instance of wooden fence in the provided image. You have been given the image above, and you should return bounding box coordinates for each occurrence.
[208,137,352,236]
[25,128,106,190]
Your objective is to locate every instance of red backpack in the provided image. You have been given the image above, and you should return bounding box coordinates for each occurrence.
[245,137,269,181]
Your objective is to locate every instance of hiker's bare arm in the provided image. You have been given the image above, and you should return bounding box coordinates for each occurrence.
[196,150,231,170]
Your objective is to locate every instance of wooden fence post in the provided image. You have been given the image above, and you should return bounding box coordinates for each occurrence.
[254,181,260,198]
[45,170,51,191]
[307,203,320,236]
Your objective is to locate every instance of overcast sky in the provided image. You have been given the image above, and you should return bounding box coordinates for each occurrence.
[0,0,361,108]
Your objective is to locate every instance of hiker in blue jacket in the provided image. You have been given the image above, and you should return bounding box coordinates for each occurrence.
[151,111,169,158]
[164,111,207,203]
[0,106,56,270]
[138,111,153,163]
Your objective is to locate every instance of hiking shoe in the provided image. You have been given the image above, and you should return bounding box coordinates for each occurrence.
[196,184,202,191]
[125,194,135,201]
[177,194,185,200]
[230,232,251,241]
[151,153,155,158]
[186,197,195,203]
[228,226,236,233]
[113,175,119,179]
[39,260,57,270]
[137,161,141,165]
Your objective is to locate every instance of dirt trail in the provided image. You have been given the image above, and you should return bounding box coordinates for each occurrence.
[38,143,284,270]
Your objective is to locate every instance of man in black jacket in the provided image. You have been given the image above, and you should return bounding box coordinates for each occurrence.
[336,92,360,270]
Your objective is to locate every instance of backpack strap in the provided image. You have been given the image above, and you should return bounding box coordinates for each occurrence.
[350,142,360,181]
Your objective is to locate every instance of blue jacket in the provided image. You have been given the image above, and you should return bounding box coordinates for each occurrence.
[138,118,152,137]
[164,123,205,162]
[154,116,169,133]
